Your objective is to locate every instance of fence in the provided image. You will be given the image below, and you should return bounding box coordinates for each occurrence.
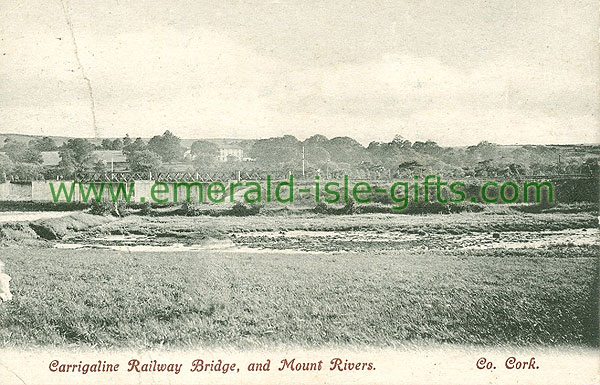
[60,171,596,183]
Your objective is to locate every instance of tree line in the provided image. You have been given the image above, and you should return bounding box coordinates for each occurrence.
[0,131,597,181]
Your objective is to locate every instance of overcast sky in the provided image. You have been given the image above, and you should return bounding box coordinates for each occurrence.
[0,0,598,145]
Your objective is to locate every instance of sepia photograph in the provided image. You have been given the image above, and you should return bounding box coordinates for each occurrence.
[0,0,598,384]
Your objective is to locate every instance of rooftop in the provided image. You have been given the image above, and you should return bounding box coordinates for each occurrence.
[41,150,127,166]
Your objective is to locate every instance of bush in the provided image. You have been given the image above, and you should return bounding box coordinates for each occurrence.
[370,188,395,205]
[313,202,330,214]
[179,201,261,217]
[340,199,356,214]
[89,201,114,216]
[229,202,261,216]
[401,201,485,214]
[115,200,129,217]
[313,199,357,215]
[139,201,153,216]
[181,201,204,216]
[89,200,129,217]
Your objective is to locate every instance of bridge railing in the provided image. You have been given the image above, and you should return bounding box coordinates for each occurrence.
[8,170,597,183]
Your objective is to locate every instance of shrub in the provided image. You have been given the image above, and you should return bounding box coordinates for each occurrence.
[313,202,330,214]
[340,199,356,214]
[115,200,129,217]
[370,189,395,205]
[229,202,261,216]
[89,200,129,217]
[313,199,357,215]
[401,201,485,214]
[89,201,114,216]
[139,201,153,216]
[181,201,204,216]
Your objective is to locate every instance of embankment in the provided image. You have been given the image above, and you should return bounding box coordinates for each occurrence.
[0,213,114,245]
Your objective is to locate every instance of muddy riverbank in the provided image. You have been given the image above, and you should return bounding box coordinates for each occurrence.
[45,210,600,254]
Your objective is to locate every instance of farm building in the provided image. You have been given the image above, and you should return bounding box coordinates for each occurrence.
[41,150,128,170]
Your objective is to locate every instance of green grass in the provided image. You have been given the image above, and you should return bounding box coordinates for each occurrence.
[0,245,597,348]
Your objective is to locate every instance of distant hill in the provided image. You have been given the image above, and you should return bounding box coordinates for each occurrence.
[0,133,78,147]
[0,133,255,150]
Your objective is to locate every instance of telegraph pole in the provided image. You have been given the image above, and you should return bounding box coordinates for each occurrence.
[558,154,562,174]
[302,145,305,177]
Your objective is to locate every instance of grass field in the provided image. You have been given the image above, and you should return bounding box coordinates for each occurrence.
[0,241,597,348]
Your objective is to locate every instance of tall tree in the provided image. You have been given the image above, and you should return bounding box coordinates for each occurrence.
[3,139,42,163]
[101,139,113,150]
[111,138,123,150]
[303,135,331,168]
[0,154,13,182]
[147,130,184,162]
[10,163,43,181]
[190,140,219,167]
[412,140,441,155]
[58,138,96,174]
[327,136,369,165]
[29,136,58,152]
[128,150,163,172]
[249,135,302,169]
[122,134,132,147]
[123,137,147,156]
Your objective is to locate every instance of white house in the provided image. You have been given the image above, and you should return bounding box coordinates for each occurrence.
[218,144,243,162]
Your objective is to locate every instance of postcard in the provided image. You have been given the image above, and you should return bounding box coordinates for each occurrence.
[0,0,598,384]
